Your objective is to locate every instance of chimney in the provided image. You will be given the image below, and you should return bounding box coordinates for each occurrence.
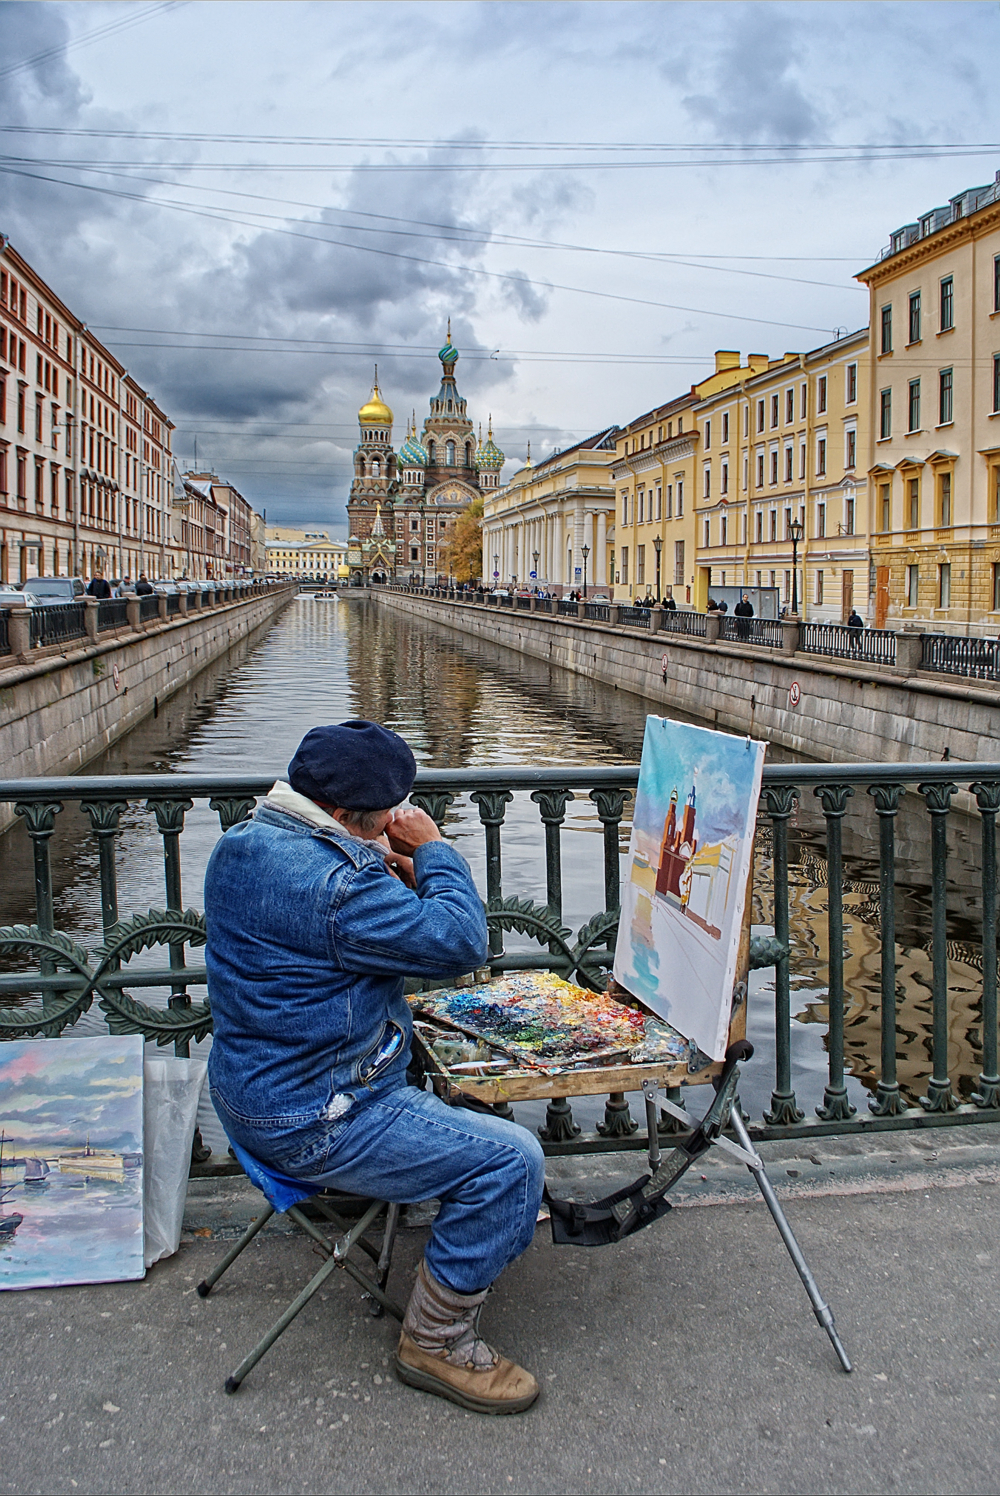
[714,350,740,372]
[747,354,770,375]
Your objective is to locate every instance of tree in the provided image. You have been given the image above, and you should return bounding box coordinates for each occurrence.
[440,496,484,583]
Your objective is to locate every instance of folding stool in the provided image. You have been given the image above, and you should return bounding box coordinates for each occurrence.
[196,1139,405,1393]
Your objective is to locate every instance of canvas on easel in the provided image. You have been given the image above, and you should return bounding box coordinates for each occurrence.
[614,716,766,1062]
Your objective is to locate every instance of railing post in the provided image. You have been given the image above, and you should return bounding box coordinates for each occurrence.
[157,594,169,623]
[649,606,662,635]
[918,779,960,1112]
[6,605,31,658]
[13,799,63,977]
[868,784,907,1115]
[177,591,189,615]
[126,597,142,632]
[83,597,100,644]
[608,604,620,626]
[147,796,195,1057]
[530,787,574,924]
[704,614,721,644]
[971,780,1000,1108]
[576,601,586,619]
[588,787,631,915]
[894,631,922,676]
[780,617,801,655]
[814,784,856,1121]
[762,785,804,1125]
[79,799,129,937]
[470,790,514,958]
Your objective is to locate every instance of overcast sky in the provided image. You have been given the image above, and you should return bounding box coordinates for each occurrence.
[2,0,998,530]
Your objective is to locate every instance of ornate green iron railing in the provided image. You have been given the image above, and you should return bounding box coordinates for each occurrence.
[1,761,999,1165]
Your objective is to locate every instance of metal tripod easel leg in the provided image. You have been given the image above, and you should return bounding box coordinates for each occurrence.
[649,1084,852,1374]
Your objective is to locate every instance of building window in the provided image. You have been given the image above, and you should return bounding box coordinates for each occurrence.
[676,480,683,517]
[755,510,763,543]
[908,565,920,608]
[845,494,855,534]
[446,440,455,465]
[410,547,419,562]
[769,510,777,542]
[674,540,684,584]
[742,405,749,438]
[880,388,892,439]
[816,438,826,476]
[939,470,952,527]
[655,486,662,519]
[939,562,951,608]
[785,388,794,424]
[756,453,764,487]
[703,466,711,499]
[704,419,711,449]
[621,493,629,526]
[816,502,826,537]
[816,569,824,606]
[638,488,644,523]
[621,546,629,584]
[756,399,765,433]
[637,545,645,584]
[881,305,893,354]
[817,376,827,414]
[880,483,891,533]
[785,446,793,482]
[722,412,729,444]
[721,462,728,495]
[666,484,673,518]
[994,354,1000,414]
[784,570,791,604]
[995,255,1000,314]
[908,378,921,432]
[720,515,727,545]
[846,429,856,469]
[939,367,953,424]
[799,441,806,480]
[940,276,954,332]
[770,450,778,485]
[703,518,711,548]
[908,476,920,530]
[994,466,1000,523]
[846,363,857,404]
[908,291,921,344]
[770,394,778,429]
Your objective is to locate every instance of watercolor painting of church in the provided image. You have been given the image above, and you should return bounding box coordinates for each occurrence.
[614,717,765,1061]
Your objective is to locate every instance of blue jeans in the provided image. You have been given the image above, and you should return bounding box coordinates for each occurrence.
[217,1084,546,1295]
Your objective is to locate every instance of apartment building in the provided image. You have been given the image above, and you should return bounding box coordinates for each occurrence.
[0,238,175,585]
[482,430,619,592]
[264,527,347,578]
[695,331,870,621]
[857,171,1000,631]
[609,389,697,603]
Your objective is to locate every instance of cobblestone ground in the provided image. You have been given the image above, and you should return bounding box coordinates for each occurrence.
[0,1144,998,1495]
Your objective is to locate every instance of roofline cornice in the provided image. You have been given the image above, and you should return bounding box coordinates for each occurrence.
[858,200,1000,286]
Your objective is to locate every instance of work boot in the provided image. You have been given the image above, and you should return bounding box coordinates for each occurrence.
[394,1258,539,1415]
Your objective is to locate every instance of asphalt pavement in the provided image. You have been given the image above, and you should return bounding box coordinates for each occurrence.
[1,1129,999,1495]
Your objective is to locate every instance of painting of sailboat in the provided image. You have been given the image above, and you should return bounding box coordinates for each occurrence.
[614,716,766,1061]
[0,1036,145,1289]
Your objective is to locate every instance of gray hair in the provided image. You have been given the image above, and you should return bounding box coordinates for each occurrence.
[339,807,390,838]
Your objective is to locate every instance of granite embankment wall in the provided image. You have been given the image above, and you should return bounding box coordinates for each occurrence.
[374,590,1000,765]
[0,585,296,786]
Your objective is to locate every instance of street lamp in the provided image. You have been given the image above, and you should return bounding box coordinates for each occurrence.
[493,553,499,591]
[581,543,590,599]
[788,516,804,615]
[532,549,539,587]
[653,534,662,599]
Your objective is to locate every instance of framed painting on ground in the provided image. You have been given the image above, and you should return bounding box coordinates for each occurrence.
[0,1035,145,1290]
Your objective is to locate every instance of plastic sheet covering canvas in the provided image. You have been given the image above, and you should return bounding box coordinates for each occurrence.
[0,1035,145,1289]
[614,717,766,1061]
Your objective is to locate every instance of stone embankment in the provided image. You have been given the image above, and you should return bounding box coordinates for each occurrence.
[0,583,296,791]
[374,589,1000,765]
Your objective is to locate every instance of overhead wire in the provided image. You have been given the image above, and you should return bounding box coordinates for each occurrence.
[0,2,185,83]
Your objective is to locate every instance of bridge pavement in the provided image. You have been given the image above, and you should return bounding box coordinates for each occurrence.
[0,1136,997,1495]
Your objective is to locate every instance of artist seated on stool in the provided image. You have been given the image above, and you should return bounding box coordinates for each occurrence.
[204,720,544,1415]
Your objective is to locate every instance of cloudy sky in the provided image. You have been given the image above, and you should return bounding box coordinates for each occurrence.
[2,0,998,530]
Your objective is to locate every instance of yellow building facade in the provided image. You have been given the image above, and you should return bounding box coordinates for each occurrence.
[694,330,870,621]
[857,171,1000,632]
[482,428,618,592]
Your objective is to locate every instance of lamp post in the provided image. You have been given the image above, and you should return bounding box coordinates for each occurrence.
[581,543,590,599]
[788,516,804,615]
[653,534,662,599]
[532,549,539,588]
[493,553,499,592]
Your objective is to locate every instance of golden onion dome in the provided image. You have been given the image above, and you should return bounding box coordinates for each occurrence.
[358,369,393,426]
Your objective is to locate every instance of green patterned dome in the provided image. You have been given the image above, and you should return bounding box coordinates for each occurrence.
[439,338,458,366]
[476,418,504,471]
[399,430,428,468]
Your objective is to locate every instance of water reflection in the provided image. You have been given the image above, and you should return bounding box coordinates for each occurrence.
[0,595,991,1126]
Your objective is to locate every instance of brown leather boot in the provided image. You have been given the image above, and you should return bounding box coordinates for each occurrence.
[394,1259,539,1415]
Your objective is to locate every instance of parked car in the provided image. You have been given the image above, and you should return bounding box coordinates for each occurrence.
[21,577,85,604]
[152,581,180,596]
[0,585,29,607]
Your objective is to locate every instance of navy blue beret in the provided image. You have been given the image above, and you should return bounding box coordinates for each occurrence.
[287,720,417,810]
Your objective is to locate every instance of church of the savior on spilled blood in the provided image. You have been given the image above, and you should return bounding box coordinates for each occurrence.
[345,328,504,583]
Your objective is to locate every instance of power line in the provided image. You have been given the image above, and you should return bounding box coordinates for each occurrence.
[0,162,840,335]
[0,3,185,83]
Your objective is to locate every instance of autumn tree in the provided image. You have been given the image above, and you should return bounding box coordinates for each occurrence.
[440,496,484,583]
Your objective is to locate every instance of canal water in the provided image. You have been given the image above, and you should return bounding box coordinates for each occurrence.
[0,595,992,1139]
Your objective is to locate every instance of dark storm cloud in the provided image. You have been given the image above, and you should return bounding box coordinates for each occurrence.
[679,3,825,145]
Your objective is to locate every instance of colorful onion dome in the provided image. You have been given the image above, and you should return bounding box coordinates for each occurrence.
[358,367,393,426]
[399,413,428,468]
[439,318,459,366]
[476,416,504,470]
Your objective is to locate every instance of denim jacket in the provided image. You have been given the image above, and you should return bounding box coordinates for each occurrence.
[204,796,488,1146]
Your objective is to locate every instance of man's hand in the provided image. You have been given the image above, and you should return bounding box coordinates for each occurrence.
[384,851,417,888]
[385,807,443,855]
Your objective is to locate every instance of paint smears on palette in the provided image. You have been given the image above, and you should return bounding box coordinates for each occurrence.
[410,972,688,1075]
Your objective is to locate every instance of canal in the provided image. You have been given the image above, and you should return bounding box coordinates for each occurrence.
[0,595,991,1143]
